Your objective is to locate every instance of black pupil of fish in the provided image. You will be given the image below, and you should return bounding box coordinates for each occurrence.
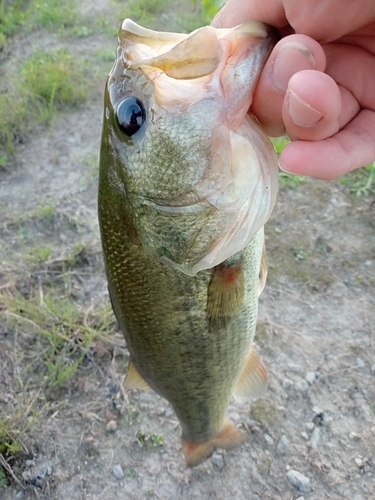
[116,97,145,136]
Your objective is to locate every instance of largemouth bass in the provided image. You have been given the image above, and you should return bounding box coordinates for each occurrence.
[98,19,278,467]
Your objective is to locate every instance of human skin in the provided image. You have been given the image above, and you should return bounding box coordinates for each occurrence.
[212,0,375,179]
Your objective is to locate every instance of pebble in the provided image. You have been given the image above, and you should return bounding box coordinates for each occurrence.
[312,406,323,417]
[264,434,274,446]
[365,260,372,267]
[305,372,316,385]
[355,458,363,467]
[276,435,289,455]
[164,408,174,419]
[371,426,375,436]
[16,492,24,499]
[112,464,124,479]
[305,422,315,432]
[349,432,360,441]
[322,413,332,427]
[211,453,225,470]
[296,497,305,500]
[295,380,309,393]
[229,412,241,422]
[309,427,320,449]
[282,379,293,390]
[356,357,365,368]
[288,363,302,373]
[300,431,309,441]
[286,470,311,493]
[106,420,117,432]
[371,364,375,374]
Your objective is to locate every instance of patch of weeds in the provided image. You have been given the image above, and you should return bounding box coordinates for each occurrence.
[271,136,290,155]
[200,0,226,23]
[127,468,137,478]
[0,0,29,49]
[0,287,115,390]
[27,246,52,263]
[27,0,78,32]
[0,464,7,489]
[126,406,141,426]
[144,490,155,497]
[257,457,272,475]
[250,399,278,430]
[340,162,375,197]
[1,49,91,164]
[116,0,172,27]
[279,171,309,188]
[136,430,164,448]
[21,48,90,113]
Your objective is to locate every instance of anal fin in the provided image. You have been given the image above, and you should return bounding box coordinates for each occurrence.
[124,359,151,391]
[258,243,267,296]
[181,420,245,467]
[233,346,268,401]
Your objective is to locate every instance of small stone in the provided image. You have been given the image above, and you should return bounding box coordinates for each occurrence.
[25,459,35,467]
[322,413,332,427]
[296,497,305,500]
[300,431,309,441]
[229,412,241,422]
[264,434,274,446]
[287,470,311,493]
[355,458,363,467]
[312,406,323,417]
[288,363,301,373]
[371,364,375,374]
[305,372,316,385]
[282,379,293,390]
[305,422,315,432]
[112,464,124,479]
[365,260,372,267]
[371,426,375,436]
[356,357,365,368]
[349,432,360,441]
[164,408,174,419]
[16,491,25,499]
[212,453,225,470]
[106,420,117,432]
[309,427,320,449]
[295,380,309,393]
[276,435,289,455]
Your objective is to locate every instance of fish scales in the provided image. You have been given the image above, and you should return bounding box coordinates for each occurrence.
[99,19,279,466]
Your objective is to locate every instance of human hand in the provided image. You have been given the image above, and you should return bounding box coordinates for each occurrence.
[212,0,375,180]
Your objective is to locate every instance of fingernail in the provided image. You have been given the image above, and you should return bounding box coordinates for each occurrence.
[271,42,316,92]
[286,89,323,127]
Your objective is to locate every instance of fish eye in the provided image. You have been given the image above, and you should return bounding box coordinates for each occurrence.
[116,97,146,136]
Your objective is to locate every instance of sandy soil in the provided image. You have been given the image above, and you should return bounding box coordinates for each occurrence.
[1,1,374,499]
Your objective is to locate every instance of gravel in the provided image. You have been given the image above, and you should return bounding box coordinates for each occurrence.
[112,464,124,479]
[287,470,312,493]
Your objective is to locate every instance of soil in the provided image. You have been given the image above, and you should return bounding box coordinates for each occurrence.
[1,1,375,499]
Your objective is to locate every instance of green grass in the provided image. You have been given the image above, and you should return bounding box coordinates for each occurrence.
[340,162,375,197]
[0,48,91,166]
[0,0,29,49]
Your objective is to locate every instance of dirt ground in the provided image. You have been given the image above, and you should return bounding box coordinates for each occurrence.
[1,1,375,499]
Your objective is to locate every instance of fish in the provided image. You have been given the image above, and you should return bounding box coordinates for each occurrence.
[98,18,279,467]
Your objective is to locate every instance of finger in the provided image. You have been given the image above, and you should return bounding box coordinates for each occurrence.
[212,0,288,29]
[251,36,326,136]
[279,110,375,179]
[282,70,342,141]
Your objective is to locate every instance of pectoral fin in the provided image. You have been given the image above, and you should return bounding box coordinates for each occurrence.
[124,359,151,391]
[258,243,267,296]
[207,258,244,324]
[233,347,268,401]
